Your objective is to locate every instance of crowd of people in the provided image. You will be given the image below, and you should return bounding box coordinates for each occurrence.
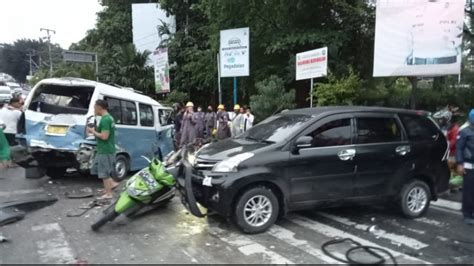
[0,96,23,170]
[173,102,254,147]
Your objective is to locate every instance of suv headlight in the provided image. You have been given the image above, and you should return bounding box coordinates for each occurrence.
[212,153,254,173]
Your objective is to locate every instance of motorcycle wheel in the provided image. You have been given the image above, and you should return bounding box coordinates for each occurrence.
[91,210,119,231]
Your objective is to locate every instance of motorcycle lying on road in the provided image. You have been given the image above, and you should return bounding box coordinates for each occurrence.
[91,151,182,231]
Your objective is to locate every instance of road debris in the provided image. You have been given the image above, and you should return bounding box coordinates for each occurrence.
[0,208,26,226]
[65,187,93,199]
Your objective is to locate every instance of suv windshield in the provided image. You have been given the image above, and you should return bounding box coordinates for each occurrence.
[239,114,312,143]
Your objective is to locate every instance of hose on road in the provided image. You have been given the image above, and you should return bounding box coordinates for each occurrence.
[322,238,398,265]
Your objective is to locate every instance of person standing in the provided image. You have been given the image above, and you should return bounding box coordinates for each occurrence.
[173,103,184,148]
[194,106,206,139]
[242,106,255,132]
[456,109,474,225]
[0,117,10,170]
[216,104,231,140]
[180,102,196,147]
[88,100,119,200]
[230,104,244,137]
[0,97,23,146]
[205,105,217,139]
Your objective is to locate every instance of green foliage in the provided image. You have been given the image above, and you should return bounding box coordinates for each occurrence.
[162,90,189,106]
[250,75,295,121]
[313,68,362,106]
[0,39,62,82]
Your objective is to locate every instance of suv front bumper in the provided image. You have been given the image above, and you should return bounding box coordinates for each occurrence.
[176,159,235,218]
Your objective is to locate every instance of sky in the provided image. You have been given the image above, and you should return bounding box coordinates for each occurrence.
[0,0,103,48]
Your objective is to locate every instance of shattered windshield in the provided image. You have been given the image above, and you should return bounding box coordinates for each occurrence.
[28,85,94,115]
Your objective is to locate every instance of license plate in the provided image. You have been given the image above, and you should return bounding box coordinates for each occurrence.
[46,125,69,135]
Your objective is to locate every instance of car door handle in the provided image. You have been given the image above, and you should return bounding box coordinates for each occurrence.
[338,149,356,161]
[395,145,411,156]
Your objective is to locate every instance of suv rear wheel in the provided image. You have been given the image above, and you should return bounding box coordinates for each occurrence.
[399,179,431,218]
[233,186,279,234]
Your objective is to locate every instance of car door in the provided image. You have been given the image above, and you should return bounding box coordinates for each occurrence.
[287,114,356,203]
[353,113,411,197]
[156,107,175,158]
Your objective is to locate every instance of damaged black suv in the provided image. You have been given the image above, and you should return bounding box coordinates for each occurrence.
[177,107,450,234]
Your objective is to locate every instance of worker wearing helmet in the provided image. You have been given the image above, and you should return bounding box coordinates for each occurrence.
[216,104,231,140]
[229,104,244,137]
[180,102,196,147]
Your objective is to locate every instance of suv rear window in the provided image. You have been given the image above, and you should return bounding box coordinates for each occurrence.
[399,114,438,141]
[356,117,401,144]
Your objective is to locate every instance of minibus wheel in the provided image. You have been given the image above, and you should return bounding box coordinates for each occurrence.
[114,155,129,181]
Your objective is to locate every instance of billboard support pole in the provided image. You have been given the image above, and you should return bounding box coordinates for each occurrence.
[233,77,237,106]
[217,53,222,104]
[310,78,314,108]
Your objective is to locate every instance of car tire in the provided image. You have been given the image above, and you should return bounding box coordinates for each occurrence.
[25,167,45,179]
[46,167,67,179]
[399,179,431,219]
[233,186,279,234]
[114,155,129,181]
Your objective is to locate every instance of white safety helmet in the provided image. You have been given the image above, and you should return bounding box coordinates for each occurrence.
[433,109,452,123]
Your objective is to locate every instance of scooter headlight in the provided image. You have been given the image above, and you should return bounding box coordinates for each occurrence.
[212,153,254,173]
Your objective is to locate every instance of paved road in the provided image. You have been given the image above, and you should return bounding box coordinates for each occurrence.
[0,168,473,264]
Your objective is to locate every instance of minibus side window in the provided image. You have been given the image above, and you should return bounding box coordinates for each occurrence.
[139,104,154,127]
[104,97,137,125]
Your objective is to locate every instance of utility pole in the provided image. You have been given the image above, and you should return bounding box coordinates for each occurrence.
[26,50,36,76]
[40,28,56,77]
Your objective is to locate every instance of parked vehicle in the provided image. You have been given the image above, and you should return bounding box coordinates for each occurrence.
[176,106,450,233]
[15,78,174,180]
[91,155,178,231]
[0,81,12,103]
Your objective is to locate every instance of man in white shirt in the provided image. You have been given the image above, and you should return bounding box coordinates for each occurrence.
[242,106,255,132]
[0,97,22,146]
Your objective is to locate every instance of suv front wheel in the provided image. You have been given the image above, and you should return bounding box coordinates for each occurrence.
[399,179,431,218]
[233,186,279,234]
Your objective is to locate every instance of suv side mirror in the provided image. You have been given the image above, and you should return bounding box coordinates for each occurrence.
[295,136,313,149]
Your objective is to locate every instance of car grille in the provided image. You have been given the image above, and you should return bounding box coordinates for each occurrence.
[194,158,218,171]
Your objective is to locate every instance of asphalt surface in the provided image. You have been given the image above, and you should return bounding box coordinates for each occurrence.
[0,167,473,264]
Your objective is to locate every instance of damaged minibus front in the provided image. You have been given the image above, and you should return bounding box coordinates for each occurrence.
[15,77,174,179]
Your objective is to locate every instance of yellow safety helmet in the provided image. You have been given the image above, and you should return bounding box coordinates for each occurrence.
[186,101,194,107]
[217,104,224,110]
[234,104,240,110]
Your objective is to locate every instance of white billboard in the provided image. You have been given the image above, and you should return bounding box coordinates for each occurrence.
[132,3,175,63]
[220,27,250,77]
[153,48,170,93]
[296,47,328,81]
[373,0,464,77]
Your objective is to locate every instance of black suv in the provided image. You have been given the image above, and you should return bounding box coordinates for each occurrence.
[177,107,450,233]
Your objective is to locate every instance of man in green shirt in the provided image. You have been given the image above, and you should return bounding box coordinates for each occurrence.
[88,100,119,200]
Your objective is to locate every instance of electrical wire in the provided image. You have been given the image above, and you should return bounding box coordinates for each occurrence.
[322,238,398,265]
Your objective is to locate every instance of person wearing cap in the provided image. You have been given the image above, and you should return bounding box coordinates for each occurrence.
[216,104,231,140]
[180,102,197,147]
[456,109,474,225]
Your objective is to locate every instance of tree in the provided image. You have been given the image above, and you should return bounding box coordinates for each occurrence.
[250,75,295,121]
[0,39,62,82]
[312,68,362,106]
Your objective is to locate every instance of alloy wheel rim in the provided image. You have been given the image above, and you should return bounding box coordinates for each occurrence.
[243,195,272,227]
[407,187,427,213]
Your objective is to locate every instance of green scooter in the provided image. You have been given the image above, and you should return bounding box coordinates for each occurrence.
[91,154,180,231]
